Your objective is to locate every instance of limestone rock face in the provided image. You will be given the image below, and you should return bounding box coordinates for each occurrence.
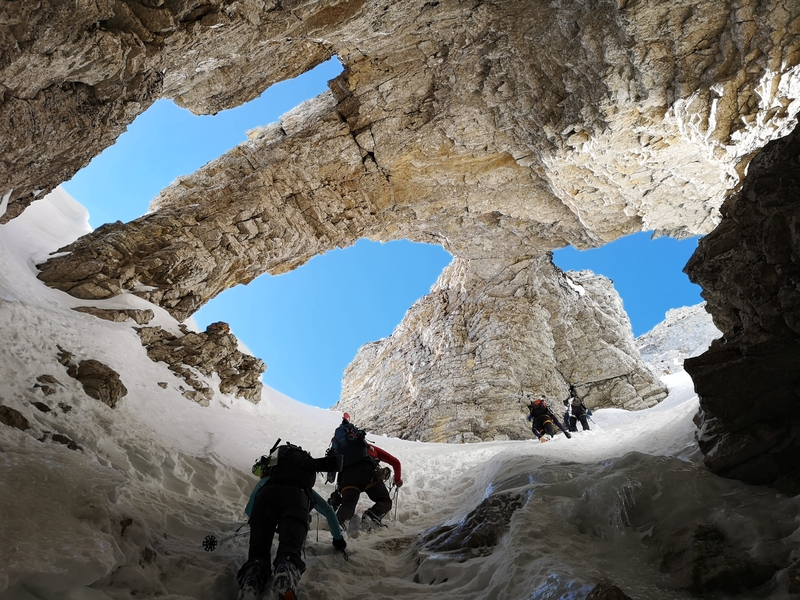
[136,321,266,404]
[5,0,800,476]
[0,0,331,222]
[335,256,666,443]
[684,119,800,492]
[73,306,154,325]
[635,303,722,375]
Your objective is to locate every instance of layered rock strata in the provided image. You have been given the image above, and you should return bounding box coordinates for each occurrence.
[136,321,266,404]
[3,0,800,473]
[0,0,332,222]
[335,256,666,443]
[635,303,722,375]
[73,306,154,325]
[685,120,800,492]
[30,0,800,319]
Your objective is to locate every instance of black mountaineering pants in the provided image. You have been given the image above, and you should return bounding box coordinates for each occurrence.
[336,460,392,523]
[248,483,311,574]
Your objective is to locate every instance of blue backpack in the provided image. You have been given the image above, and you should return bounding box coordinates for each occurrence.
[329,422,373,470]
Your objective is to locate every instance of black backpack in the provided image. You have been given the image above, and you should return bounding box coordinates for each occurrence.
[253,442,317,490]
[529,398,549,419]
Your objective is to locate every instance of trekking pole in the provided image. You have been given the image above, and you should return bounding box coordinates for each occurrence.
[588,413,601,430]
[393,487,399,521]
[202,523,250,552]
[316,512,320,542]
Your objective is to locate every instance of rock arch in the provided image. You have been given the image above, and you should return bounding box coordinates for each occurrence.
[3,0,799,479]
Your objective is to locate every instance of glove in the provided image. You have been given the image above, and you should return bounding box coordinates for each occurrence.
[395,479,403,488]
[327,490,342,509]
[332,536,347,550]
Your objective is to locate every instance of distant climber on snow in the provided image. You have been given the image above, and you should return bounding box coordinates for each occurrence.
[326,413,403,535]
[527,395,572,442]
[236,439,342,600]
[564,384,590,432]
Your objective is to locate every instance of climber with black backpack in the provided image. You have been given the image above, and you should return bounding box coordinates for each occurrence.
[526,395,572,443]
[327,413,402,535]
[236,439,343,600]
[565,384,591,431]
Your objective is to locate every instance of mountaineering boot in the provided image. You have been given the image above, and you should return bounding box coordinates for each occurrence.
[273,559,301,600]
[236,560,267,600]
[347,513,361,538]
[361,509,386,532]
[338,517,349,535]
[237,575,261,600]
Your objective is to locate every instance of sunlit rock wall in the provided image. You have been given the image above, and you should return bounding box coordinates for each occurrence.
[336,255,666,442]
[26,0,800,318]
[635,303,722,375]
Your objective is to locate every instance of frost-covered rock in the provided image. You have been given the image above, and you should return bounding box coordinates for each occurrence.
[136,321,266,404]
[635,303,722,375]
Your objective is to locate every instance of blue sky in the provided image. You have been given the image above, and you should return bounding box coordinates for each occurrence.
[552,234,702,337]
[62,58,703,409]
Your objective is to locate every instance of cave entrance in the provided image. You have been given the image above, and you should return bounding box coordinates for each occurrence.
[552,231,703,337]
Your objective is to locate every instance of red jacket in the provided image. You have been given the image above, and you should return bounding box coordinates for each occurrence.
[367,444,402,485]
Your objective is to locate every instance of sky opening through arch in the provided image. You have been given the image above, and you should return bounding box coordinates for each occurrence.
[64,58,345,228]
[552,233,703,338]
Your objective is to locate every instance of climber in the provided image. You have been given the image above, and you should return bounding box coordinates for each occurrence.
[527,395,572,442]
[327,413,403,534]
[562,397,575,432]
[236,440,343,600]
[565,384,590,431]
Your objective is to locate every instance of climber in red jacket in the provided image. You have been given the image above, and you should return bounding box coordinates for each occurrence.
[327,415,403,533]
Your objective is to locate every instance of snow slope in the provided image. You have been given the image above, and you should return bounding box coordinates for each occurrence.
[1,189,798,600]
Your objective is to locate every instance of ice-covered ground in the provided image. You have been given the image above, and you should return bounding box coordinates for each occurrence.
[1,190,799,600]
